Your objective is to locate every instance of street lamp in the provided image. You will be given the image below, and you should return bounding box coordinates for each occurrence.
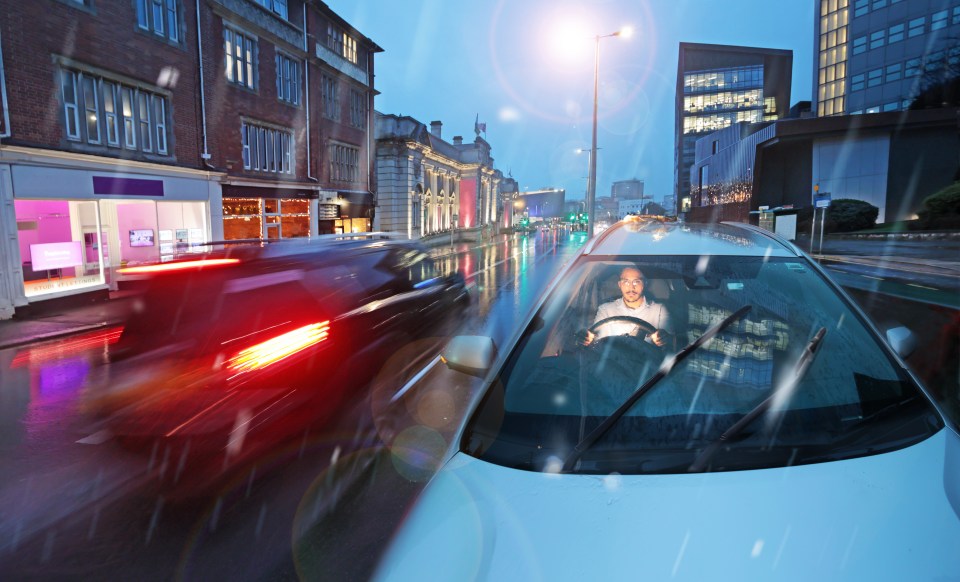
[586,26,632,238]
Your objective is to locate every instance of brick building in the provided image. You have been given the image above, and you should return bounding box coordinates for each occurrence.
[0,0,379,318]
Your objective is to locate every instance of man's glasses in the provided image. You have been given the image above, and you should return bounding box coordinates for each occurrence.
[619,279,644,287]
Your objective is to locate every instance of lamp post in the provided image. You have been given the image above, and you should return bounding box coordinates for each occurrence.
[586,26,632,238]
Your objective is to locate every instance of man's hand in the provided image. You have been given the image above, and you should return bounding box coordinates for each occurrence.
[649,329,667,347]
[574,328,596,346]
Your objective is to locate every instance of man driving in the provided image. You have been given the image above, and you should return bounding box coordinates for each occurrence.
[579,266,672,347]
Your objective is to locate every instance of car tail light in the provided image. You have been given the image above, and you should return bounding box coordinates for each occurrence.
[226,321,331,377]
[117,258,240,275]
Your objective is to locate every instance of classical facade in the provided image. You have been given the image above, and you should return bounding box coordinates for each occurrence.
[375,114,503,239]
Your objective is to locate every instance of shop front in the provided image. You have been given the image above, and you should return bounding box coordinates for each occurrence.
[220,184,317,241]
[324,190,373,235]
[1,157,215,315]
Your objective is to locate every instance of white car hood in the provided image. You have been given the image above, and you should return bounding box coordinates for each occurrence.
[375,429,960,581]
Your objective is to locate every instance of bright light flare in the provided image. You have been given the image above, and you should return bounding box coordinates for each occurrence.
[618,25,634,39]
[541,15,594,67]
[226,321,330,376]
[118,258,240,274]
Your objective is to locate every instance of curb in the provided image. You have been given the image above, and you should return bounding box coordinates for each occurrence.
[0,321,114,351]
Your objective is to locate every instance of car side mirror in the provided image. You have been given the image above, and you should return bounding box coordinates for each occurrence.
[886,326,917,359]
[441,336,497,378]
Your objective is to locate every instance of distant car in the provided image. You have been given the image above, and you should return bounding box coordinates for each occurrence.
[82,234,468,487]
[374,217,960,581]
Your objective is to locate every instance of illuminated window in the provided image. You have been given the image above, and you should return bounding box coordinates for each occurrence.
[59,67,168,155]
[224,27,258,90]
[327,23,359,65]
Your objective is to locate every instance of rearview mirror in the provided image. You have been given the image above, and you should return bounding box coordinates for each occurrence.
[885,326,917,359]
[441,336,497,378]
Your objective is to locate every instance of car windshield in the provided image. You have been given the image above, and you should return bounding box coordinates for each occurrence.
[463,252,943,474]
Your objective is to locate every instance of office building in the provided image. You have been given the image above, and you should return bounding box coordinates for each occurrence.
[814,0,960,117]
[675,43,793,214]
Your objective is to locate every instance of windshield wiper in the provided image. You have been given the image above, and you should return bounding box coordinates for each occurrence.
[687,326,827,473]
[561,305,753,473]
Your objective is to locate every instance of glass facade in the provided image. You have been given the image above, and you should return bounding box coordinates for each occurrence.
[817,0,849,116]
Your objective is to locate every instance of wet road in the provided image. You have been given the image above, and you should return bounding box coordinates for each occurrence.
[0,228,585,581]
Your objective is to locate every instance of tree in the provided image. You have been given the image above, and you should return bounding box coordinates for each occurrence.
[916,182,960,230]
[825,199,879,233]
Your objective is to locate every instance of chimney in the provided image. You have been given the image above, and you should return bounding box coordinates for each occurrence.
[430,121,442,138]
[453,136,463,145]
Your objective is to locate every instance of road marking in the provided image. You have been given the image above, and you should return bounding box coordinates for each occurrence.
[860,275,884,281]
[906,283,939,291]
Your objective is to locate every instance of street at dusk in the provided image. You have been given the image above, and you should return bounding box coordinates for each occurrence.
[0,0,959,580]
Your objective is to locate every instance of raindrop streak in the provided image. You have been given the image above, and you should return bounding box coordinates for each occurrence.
[40,530,55,563]
[87,506,100,541]
[751,539,764,558]
[255,504,267,539]
[772,526,792,570]
[245,467,257,499]
[146,498,164,544]
[840,526,859,570]
[210,497,223,532]
[671,531,690,578]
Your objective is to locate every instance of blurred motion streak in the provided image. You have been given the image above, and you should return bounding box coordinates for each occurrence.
[117,258,241,275]
[226,321,331,377]
[10,326,124,368]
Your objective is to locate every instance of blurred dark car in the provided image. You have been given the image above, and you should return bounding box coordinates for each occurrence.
[81,234,468,489]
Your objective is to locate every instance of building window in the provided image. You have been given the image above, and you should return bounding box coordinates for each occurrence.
[882,102,898,112]
[321,74,339,120]
[885,62,901,82]
[869,30,884,50]
[888,23,904,43]
[253,0,288,20]
[224,27,257,90]
[866,106,880,113]
[931,10,948,31]
[349,89,366,128]
[60,68,169,155]
[852,36,866,55]
[242,122,294,175]
[853,0,869,17]
[871,0,885,8]
[867,68,882,87]
[908,17,924,38]
[326,23,359,64]
[329,143,359,182]
[851,73,865,91]
[953,6,960,25]
[136,0,179,42]
[905,57,921,77]
[275,52,300,105]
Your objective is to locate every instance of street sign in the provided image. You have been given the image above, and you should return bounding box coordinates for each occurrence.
[814,192,831,208]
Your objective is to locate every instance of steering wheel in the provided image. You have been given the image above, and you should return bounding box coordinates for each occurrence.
[588,316,658,345]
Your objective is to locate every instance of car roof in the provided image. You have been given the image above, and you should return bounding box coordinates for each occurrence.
[583,217,801,258]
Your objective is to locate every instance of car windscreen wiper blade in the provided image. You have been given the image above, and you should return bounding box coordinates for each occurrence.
[561,305,753,473]
[687,326,827,473]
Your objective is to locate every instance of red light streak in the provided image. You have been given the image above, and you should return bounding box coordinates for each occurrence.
[226,321,330,376]
[117,258,240,274]
[10,326,124,368]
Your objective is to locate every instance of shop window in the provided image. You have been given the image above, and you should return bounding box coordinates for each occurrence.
[15,200,105,298]
[223,198,263,240]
